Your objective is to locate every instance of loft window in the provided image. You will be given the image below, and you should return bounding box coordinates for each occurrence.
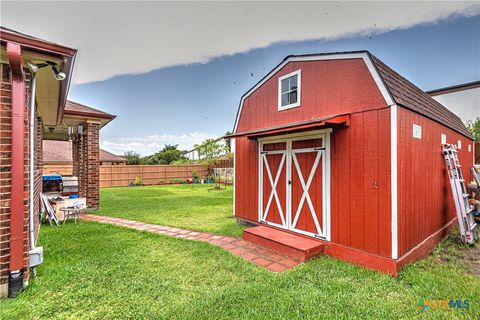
[278,70,301,110]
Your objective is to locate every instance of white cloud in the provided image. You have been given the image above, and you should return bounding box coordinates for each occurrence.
[100,131,218,156]
[2,1,479,84]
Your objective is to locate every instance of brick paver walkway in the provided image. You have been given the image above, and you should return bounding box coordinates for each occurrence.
[80,214,300,272]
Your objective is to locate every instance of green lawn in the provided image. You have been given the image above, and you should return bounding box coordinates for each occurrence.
[1,185,479,319]
[1,222,478,319]
[95,184,243,237]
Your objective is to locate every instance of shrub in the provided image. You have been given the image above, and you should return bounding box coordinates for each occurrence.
[134,176,143,186]
[192,171,201,183]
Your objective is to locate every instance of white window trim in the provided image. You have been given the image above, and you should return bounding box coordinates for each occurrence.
[278,69,301,111]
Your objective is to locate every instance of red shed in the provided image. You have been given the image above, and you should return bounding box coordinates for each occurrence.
[229,51,474,275]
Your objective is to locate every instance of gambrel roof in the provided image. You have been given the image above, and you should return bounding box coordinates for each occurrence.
[370,54,471,137]
[232,51,471,138]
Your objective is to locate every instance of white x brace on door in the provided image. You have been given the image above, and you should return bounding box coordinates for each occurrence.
[258,130,331,240]
[261,151,287,226]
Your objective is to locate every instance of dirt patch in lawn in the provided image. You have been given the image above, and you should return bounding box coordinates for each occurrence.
[435,229,480,276]
[461,244,480,276]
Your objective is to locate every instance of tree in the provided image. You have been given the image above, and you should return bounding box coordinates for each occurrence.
[224,131,232,153]
[142,144,186,165]
[466,117,480,141]
[124,151,142,165]
[194,138,226,160]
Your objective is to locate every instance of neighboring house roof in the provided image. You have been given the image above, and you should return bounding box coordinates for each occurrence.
[65,100,116,120]
[43,140,72,163]
[370,55,471,138]
[100,149,127,162]
[231,51,471,138]
[426,80,480,96]
[43,140,125,163]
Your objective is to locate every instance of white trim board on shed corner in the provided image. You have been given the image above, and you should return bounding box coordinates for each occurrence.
[232,52,395,133]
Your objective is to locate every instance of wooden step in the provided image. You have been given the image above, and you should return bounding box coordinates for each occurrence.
[243,225,325,262]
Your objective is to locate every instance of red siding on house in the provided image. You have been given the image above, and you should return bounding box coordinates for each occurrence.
[236,59,388,133]
[397,107,474,257]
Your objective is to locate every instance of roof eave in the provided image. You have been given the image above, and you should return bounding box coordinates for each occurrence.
[56,52,77,124]
[0,28,77,57]
[63,109,116,120]
[1,28,77,125]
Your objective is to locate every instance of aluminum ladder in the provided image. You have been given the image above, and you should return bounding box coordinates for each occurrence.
[442,144,477,244]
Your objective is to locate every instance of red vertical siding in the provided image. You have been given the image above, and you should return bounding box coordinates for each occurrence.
[236,59,388,133]
[236,108,393,259]
[234,58,397,259]
[234,137,258,221]
[397,107,474,257]
[330,108,391,257]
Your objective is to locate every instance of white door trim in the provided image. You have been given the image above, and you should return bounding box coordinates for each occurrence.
[291,150,323,236]
[261,152,287,226]
[258,130,331,240]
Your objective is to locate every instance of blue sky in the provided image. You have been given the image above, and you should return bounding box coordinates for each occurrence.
[3,1,479,155]
[68,15,479,155]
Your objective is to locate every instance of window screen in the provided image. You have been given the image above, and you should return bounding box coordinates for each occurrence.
[280,74,298,107]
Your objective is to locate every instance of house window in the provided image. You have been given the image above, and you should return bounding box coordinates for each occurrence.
[457,140,462,149]
[278,70,301,110]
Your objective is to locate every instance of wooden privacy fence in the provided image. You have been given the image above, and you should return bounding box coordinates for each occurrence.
[43,164,73,176]
[99,165,209,188]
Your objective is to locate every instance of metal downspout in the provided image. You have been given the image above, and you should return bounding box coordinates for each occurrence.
[26,64,43,276]
[6,42,26,297]
[28,71,37,251]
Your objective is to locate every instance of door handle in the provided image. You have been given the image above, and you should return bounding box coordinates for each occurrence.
[288,180,292,185]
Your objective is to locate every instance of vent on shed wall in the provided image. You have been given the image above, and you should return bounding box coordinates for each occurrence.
[441,134,447,144]
[412,124,422,139]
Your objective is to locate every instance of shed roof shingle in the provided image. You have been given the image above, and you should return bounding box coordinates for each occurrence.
[369,54,471,137]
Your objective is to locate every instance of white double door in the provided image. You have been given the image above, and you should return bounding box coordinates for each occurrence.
[258,131,330,240]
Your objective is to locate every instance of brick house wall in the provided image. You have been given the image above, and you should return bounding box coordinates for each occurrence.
[86,122,100,208]
[72,122,100,208]
[0,63,12,297]
[0,62,42,296]
[33,115,43,242]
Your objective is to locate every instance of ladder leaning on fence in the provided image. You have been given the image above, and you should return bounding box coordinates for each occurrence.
[442,144,477,244]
